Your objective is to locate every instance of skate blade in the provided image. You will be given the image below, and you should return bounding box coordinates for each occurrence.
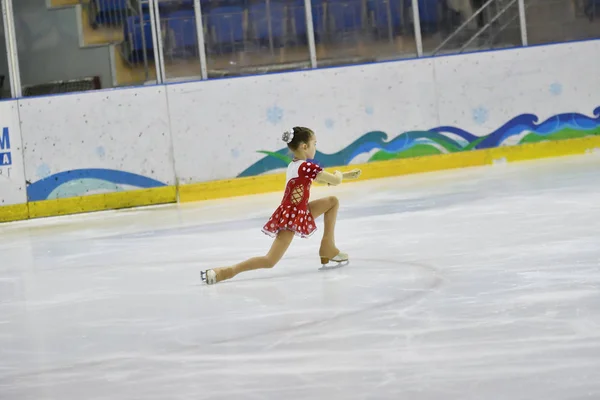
[318,260,349,271]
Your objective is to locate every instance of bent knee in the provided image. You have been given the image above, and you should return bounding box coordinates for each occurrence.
[263,256,278,269]
[329,196,339,207]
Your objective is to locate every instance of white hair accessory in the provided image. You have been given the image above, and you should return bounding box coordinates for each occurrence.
[282,128,295,144]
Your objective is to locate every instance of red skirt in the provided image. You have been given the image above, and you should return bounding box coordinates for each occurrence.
[261,204,317,238]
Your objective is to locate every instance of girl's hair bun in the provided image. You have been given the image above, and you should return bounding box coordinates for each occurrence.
[282,128,295,144]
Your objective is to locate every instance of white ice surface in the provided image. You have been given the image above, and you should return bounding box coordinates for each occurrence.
[1,155,600,400]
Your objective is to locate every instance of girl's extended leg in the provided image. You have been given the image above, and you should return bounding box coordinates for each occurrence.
[210,229,295,283]
[308,196,340,259]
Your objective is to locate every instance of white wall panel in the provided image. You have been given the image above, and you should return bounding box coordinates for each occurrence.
[18,87,175,201]
[0,101,26,206]
[167,58,438,183]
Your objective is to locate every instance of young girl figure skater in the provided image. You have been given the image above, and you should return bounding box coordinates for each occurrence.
[201,127,361,285]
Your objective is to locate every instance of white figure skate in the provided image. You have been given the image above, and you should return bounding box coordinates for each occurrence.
[319,252,349,270]
[200,269,217,284]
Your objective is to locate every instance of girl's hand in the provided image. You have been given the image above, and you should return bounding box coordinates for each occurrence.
[342,169,361,180]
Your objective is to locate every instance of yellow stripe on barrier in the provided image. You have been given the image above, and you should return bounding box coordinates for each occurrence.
[178,173,287,202]
[2,136,599,222]
[28,186,177,219]
[179,136,600,203]
[0,203,30,223]
[485,135,600,163]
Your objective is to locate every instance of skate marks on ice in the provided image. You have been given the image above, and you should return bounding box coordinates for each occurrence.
[211,258,443,345]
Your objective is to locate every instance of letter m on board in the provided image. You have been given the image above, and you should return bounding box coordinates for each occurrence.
[0,127,8,150]
[0,127,11,166]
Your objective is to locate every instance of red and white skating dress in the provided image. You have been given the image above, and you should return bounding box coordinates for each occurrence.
[262,159,323,238]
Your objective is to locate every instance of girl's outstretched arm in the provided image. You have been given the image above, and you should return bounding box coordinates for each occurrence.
[315,170,343,186]
[341,169,361,180]
[315,169,361,186]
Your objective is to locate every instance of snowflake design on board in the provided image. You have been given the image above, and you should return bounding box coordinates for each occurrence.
[96,146,106,159]
[266,106,284,125]
[549,83,563,96]
[472,106,489,125]
[325,118,335,129]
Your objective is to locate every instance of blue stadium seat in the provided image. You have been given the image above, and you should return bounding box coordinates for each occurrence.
[248,2,287,45]
[326,0,363,34]
[164,9,198,55]
[311,0,327,40]
[166,0,194,7]
[137,0,194,12]
[419,0,440,21]
[289,0,309,41]
[88,0,128,27]
[417,0,440,33]
[368,0,406,36]
[584,0,600,20]
[122,14,154,64]
[287,0,328,40]
[206,6,245,52]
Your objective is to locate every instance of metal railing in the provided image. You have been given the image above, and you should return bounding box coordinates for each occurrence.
[456,0,520,52]
[82,0,156,83]
[5,0,600,96]
[431,0,522,55]
[83,0,130,42]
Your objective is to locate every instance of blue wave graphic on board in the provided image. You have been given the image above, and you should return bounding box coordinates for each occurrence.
[475,106,600,149]
[27,169,166,201]
[239,108,600,177]
[239,130,466,176]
